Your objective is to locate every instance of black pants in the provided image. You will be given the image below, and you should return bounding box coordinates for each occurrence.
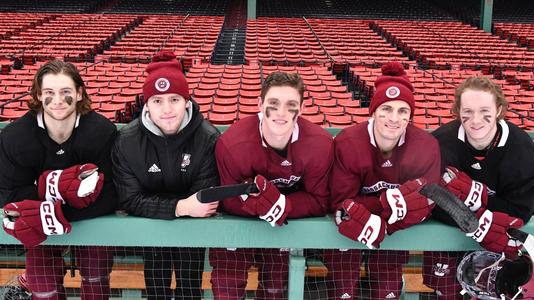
[143,247,205,300]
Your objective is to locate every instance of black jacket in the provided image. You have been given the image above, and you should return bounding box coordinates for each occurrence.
[0,110,118,221]
[112,101,220,220]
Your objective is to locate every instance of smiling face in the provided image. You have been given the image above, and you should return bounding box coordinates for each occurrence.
[39,73,81,122]
[259,85,303,148]
[459,89,501,149]
[372,100,411,151]
[146,93,188,135]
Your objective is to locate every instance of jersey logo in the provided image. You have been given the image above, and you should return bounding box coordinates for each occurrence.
[361,181,400,194]
[148,164,161,173]
[55,149,65,155]
[340,293,351,299]
[280,160,292,167]
[381,160,393,168]
[471,162,482,170]
[180,153,191,172]
[386,292,396,299]
[433,263,450,276]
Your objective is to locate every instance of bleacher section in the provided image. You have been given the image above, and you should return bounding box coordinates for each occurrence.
[0,0,100,13]
[108,0,227,15]
[495,22,534,49]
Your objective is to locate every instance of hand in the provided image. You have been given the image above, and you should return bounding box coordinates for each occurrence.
[38,164,104,209]
[241,175,291,227]
[335,199,386,249]
[379,178,434,234]
[3,200,71,248]
[466,209,523,257]
[176,193,218,218]
[442,166,487,212]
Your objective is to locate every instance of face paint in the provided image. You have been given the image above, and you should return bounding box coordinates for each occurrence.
[44,96,53,106]
[64,95,73,105]
[265,106,277,118]
[288,108,299,121]
[483,115,492,123]
[461,116,470,124]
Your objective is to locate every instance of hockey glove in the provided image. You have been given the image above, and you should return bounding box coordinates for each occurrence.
[3,200,71,248]
[466,209,523,257]
[379,178,434,234]
[335,199,386,249]
[441,166,488,212]
[38,164,104,209]
[241,175,291,227]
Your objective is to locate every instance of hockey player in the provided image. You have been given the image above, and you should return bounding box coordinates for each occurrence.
[423,76,534,299]
[209,71,334,299]
[111,51,220,300]
[0,60,117,299]
[327,62,440,299]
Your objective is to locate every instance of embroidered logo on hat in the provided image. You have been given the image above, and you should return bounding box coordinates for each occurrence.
[385,86,400,99]
[155,78,170,92]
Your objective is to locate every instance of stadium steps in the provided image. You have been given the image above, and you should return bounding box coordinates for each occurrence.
[211,0,246,65]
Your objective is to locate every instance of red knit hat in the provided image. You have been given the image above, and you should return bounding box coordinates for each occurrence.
[143,51,189,101]
[369,62,415,117]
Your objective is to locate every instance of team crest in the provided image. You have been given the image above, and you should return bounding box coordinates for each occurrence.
[180,153,191,171]
[155,78,170,92]
[385,86,400,99]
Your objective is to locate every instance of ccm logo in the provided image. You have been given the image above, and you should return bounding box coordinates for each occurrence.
[465,182,483,208]
[41,202,60,235]
[264,204,283,223]
[392,193,406,219]
[358,225,374,245]
[47,171,62,203]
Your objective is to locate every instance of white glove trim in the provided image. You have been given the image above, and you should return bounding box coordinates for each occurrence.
[260,194,286,227]
[45,170,65,203]
[40,202,65,235]
[385,188,407,224]
[357,214,382,249]
[77,171,99,197]
[466,209,493,242]
[465,180,484,212]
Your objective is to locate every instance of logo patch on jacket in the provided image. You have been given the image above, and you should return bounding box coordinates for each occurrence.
[180,153,191,172]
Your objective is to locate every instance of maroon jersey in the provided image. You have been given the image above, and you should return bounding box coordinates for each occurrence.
[216,114,334,218]
[330,119,440,213]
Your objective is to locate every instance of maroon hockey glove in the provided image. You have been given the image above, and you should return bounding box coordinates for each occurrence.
[3,200,71,248]
[441,166,488,212]
[335,199,386,249]
[241,175,291,227]
[38,164,104,209]
[379,178,434,234]
[466,209,523,257]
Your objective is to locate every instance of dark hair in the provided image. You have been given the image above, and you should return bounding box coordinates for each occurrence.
[28,60,92,114]
[260,72,305,104]
[454,76,508,120]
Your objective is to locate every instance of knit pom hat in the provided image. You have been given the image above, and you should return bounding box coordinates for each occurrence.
[143,51,189,101]
[369,62,415,117]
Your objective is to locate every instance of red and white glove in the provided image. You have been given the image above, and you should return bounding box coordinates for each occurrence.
[335,199,386,249]
[241,175,291,227]
[379,178,434,234]
[3,200,71,248]
[38,164,104,209]
[441,166,488,212]
[466,209,523,257]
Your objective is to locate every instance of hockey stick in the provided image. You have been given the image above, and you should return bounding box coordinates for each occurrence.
[196,183,259,203]
[419,183,480,233]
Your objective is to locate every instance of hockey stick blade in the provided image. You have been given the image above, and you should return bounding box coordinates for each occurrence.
[419,184,480,233]
[196,183,259,203]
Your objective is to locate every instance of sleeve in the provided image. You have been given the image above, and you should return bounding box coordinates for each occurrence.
[215,138,253,217]
[187,132,220,195]
[421,137,441,185]
[0,130,39,206]
[111,139,178,220]
[62,127,118,221]
[329,137,366,212]
[486,147,534,223]
[285,139,333,218]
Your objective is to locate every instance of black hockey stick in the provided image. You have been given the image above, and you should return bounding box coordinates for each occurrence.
[196,183,259,203]
[419,183,480,233]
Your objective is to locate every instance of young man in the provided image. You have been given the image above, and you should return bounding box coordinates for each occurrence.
[210,71,334,299]
[111,51,220,300]
[423,76,534,299]
[0,60,117,299]
[327,62,440,299]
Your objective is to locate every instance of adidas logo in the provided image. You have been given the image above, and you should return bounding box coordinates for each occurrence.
[381,160,393,168]
[385,292,396,299]
[471,162,481,170]
[281,160,292,167]
[55,149,65,155]
[148,164,161,173]
[340,293,351,299]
